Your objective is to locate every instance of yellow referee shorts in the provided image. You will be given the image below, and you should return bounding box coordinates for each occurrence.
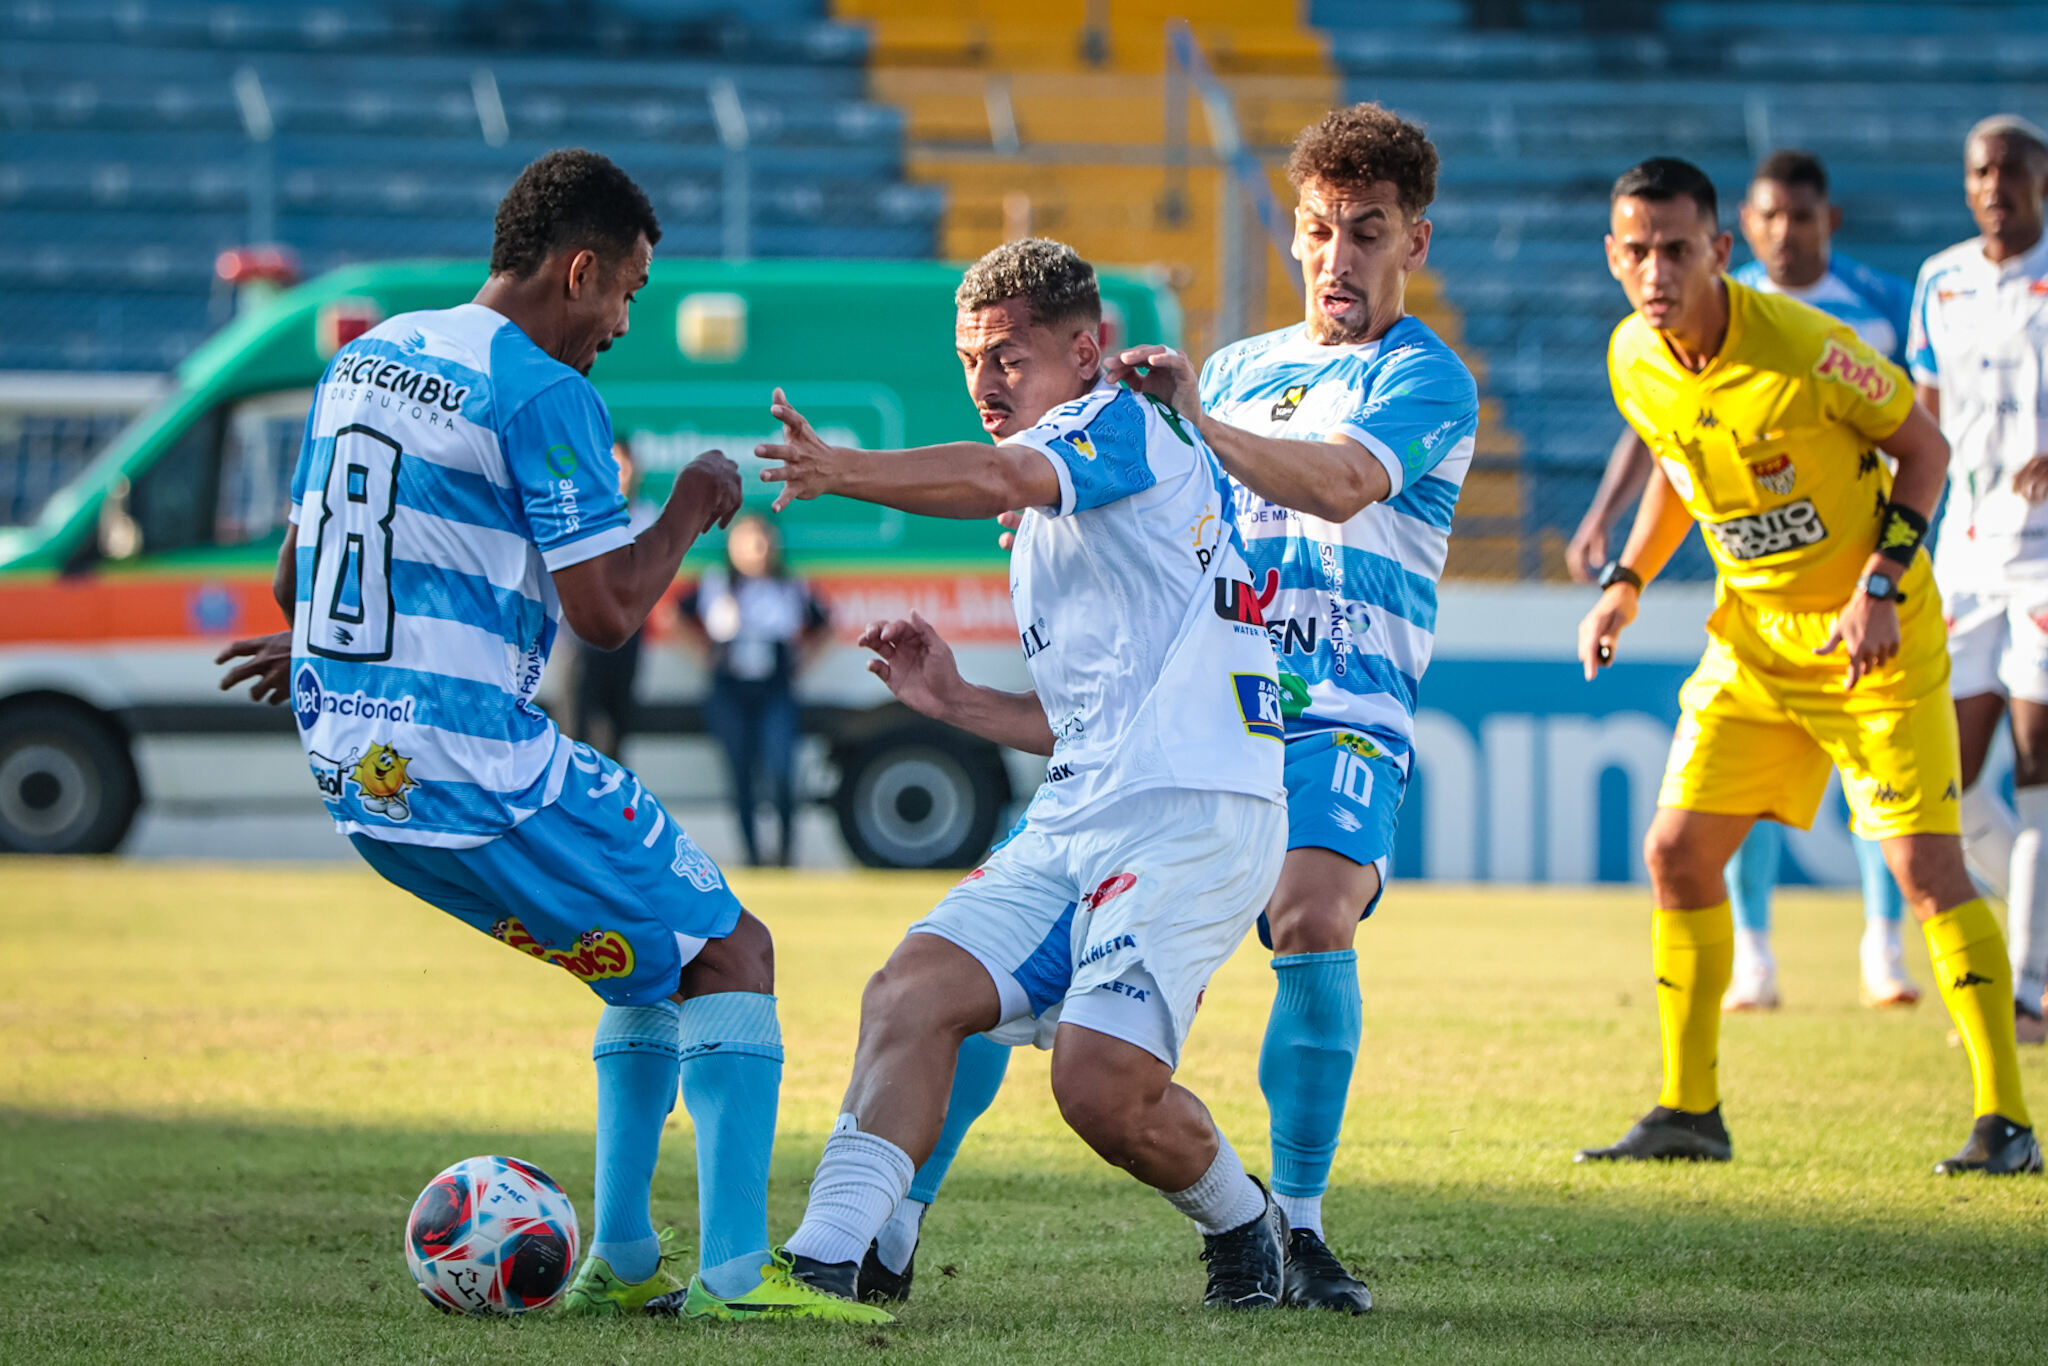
[1658,587,1961,840]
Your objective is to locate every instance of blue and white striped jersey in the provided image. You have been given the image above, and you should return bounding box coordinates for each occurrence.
[1732,251,1912,364]
[1199,316,1478,755]
[286,304,634,848]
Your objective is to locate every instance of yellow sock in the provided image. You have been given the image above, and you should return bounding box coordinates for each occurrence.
[1653,902,1733,1113]
[1925,899,2032,1126]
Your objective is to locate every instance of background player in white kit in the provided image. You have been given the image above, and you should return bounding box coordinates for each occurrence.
[1909,114,2048,1045]
[746,239,1294,1316]
[215,150,869,1324]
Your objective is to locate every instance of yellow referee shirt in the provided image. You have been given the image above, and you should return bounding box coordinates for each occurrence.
[1608,276,1920,612]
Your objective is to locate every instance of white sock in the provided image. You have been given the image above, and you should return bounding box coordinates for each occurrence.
[2011,787,2048,1009]
[1860,917,1906,984]
[873,1196,927,1275]
[1734,927,1776,976]
[1161,1132,1267,1237]
[1963,778,2018,901]
[785,1114,915,1268]
[1274,1191,1323,1238]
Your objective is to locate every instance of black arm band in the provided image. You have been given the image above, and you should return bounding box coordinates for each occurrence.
[1875,501,1929,568]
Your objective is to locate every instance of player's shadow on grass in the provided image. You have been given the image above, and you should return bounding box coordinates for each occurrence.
[4,1107,2046,1365]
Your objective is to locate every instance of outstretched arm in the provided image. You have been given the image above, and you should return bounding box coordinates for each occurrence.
[553,451,742,650]
[1109,346,1387,521]
[861,614,1056,756]
[757,389,1059,520]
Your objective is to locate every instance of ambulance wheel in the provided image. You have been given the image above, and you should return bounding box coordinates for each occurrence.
[0,700,140,853]
[834,728,1007,869]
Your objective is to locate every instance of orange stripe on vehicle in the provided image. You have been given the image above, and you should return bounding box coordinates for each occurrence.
[2,571,1017,648]
[0,576,282,645]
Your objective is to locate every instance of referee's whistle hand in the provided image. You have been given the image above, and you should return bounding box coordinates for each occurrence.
[1577,588,1637,681]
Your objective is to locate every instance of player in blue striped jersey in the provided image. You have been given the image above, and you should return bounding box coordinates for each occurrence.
[1567,149,1921,1013]
[214,151,875,1325]
[1107,105,1475,1311]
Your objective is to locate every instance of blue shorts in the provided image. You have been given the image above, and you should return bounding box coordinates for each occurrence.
[349,743,743,1007]
[1256,728,1408,947]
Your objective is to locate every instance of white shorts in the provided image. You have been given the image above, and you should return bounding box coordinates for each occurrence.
[1946,587,2048,706]
[908,787,1286,1069]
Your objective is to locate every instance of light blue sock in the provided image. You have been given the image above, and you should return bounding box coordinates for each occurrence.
[1852,832,1904,923]
[906,1033,1011,1205]
[1259,950,1362,1206]
[677,991,783,1301]
[1727,821,1782,934]
[590,1000,682,1285]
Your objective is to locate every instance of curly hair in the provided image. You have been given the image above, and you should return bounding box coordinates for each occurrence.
[955,238,1100,330]
[1286,104,1439,219]
[490,149,662,279]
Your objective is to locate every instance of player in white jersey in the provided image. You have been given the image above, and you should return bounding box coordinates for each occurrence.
[1909,114,2048,1045]
[214,151,875,1325]
[749,239,1292,1316]
[870,105,1471,1316]
[1565,149,1920,1012]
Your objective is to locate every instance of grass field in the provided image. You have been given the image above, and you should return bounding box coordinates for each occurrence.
[3,860,2046,1364]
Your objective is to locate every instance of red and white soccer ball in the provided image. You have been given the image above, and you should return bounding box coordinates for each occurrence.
[403,1155,580,1315]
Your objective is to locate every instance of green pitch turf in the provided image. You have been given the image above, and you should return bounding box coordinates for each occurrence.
[3,861,2044,1364]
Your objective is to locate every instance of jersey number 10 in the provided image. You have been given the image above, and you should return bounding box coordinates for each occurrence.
[307,423,403,663]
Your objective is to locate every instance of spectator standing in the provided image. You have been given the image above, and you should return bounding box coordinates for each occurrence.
[678,513,831,866]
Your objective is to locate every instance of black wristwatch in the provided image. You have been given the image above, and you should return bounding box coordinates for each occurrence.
[1860,570,1907,604]
[1598,562,1644,593]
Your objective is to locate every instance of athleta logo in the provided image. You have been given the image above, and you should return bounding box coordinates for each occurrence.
[1078,933,1137,966]
[1813,338,1896,405]
[1704,498,1827,561]
[1214,578,1265,626]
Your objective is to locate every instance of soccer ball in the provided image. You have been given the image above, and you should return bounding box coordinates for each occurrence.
[403,1155,580,1315]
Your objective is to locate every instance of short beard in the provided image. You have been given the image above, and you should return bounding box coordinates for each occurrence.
[1304,304,1374,345]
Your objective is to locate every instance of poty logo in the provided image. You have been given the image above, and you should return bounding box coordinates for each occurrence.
[1813,338,1895,405]
[1087,873,1137,910]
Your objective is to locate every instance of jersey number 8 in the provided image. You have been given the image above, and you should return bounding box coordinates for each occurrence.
[307,423,403,663]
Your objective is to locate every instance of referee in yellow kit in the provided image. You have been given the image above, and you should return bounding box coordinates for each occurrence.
[1576,157,2037,1175]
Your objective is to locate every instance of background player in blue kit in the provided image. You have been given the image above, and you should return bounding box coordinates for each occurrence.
[1566,150,1921,1012]
[913,105,1476,1316]
[213,149,869,1324]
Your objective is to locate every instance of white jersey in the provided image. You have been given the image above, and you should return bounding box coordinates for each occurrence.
[1199,318,1478,755]
[286,304,633,847]
[1909,233,2048,588]
[1001,381,1285,828]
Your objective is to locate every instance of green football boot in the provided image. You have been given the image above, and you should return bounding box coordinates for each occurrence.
[647,1248,895,1324]
[555,1227,687,1317]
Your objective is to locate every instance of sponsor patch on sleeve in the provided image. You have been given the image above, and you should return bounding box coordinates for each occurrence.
[1232,672,1285,741]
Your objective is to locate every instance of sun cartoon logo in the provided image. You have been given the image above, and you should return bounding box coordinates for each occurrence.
[349,742,417,822]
